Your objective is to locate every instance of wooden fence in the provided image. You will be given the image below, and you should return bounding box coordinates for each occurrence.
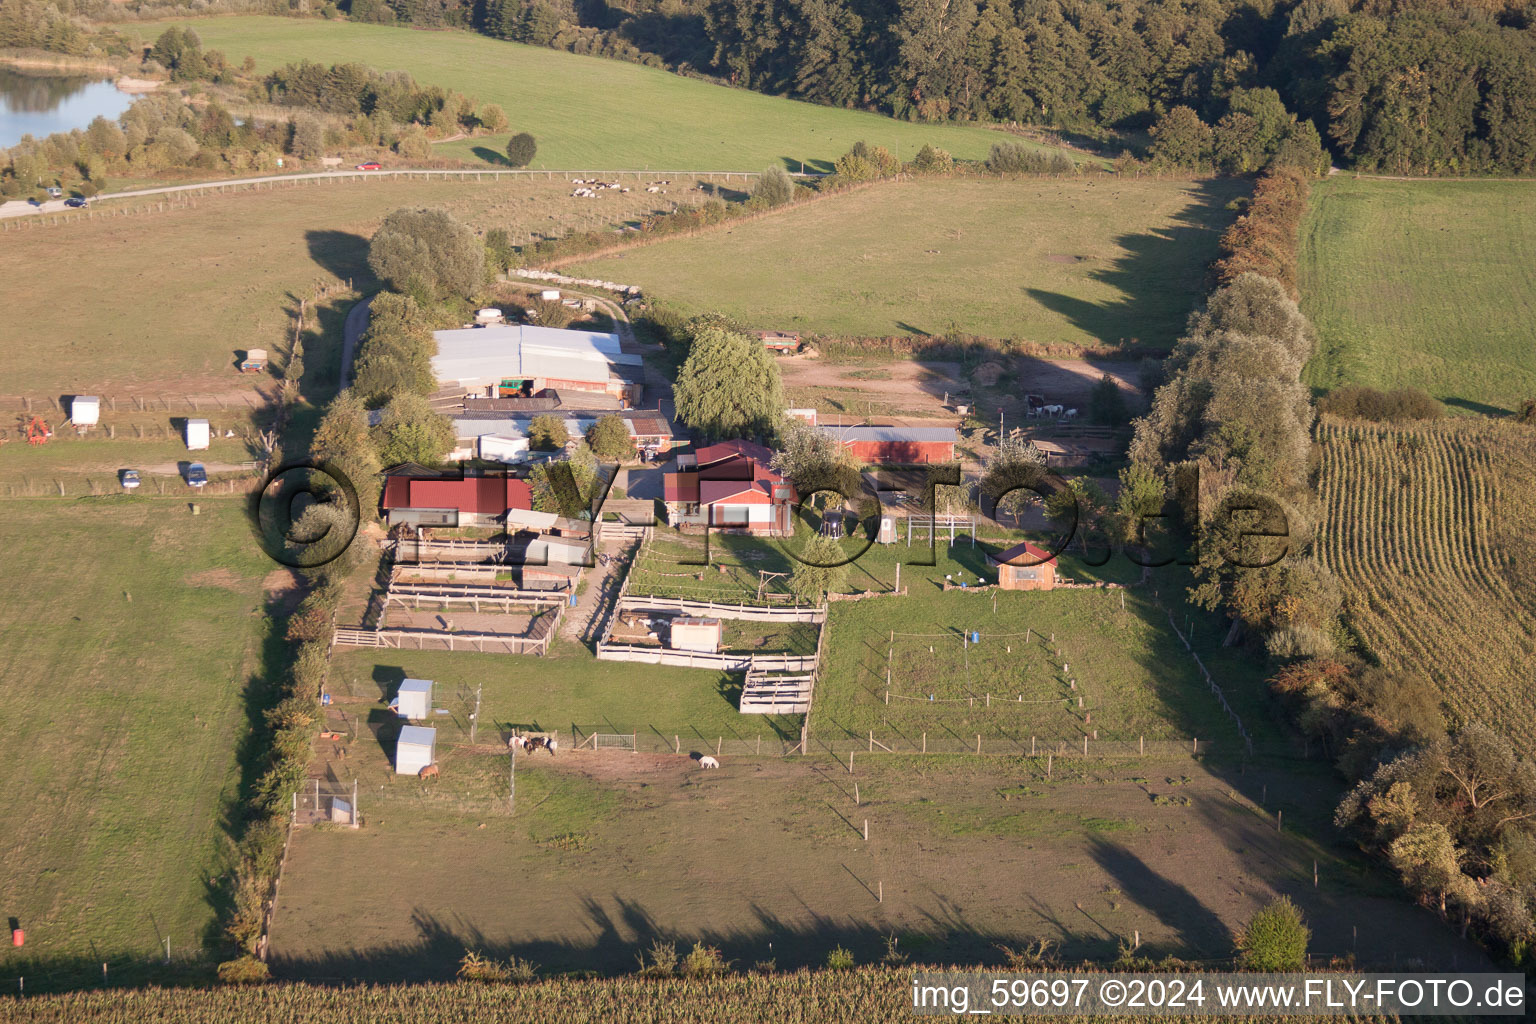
[335,626,555,655]
[594,643,818,672]
[614,594,826,623]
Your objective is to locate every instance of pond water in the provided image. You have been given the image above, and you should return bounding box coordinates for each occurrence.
[0,68,137,148]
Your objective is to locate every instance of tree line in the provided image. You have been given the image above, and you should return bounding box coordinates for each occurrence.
[1125,165,1536,965]
[323,0,1536,175]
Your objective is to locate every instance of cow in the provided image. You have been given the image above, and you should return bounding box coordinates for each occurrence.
[418,763,440,780]
[699,756,720,769]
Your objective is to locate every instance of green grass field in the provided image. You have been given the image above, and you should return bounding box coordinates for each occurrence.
[1300,177,1536,414]
[0,176,713,397]
[813,586,1248,751]
[327,641,803,748]
[567,176,1246,343]
[150,17,1039,171]
[0,497,275,965]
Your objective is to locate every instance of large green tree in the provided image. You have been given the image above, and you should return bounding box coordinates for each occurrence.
[368,207,484,299]
[673,324,785,440]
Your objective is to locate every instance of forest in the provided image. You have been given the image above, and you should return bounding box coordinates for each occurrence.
[373,0,1536,174]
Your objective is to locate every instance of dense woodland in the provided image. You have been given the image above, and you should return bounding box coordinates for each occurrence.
[369,0,1535,173]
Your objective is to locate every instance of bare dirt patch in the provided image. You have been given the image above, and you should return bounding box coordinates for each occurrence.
[184,567,247,590]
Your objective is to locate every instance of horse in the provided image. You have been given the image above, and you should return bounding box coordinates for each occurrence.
[418,763,440,780]
[512,735,556,755]
[699,756,720,769]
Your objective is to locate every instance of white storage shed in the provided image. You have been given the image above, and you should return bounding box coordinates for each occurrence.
[185,418,210,450]
[396,678,433,720]
[395,725,437,775]
[71,396,100,426]
[670,617,722,653]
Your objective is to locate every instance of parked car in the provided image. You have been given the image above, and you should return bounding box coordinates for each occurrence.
[119,469,141,490]
[45,186,62,199]
[185,463,208,488]
[356,162,383,171]
[64,197,87,208]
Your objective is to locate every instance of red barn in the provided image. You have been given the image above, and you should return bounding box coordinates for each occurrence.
[819,425,958,464]
[382,473,534,528]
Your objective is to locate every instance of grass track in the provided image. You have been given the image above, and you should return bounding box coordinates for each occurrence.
[149,16,1038,171]
[1300,177,1536,414]
[567,176,1246,344]
[0,497,273,962]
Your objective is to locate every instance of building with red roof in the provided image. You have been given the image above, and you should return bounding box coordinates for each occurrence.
[986,539,1058,591]
[663,440,795,535]
[381,471,534,528]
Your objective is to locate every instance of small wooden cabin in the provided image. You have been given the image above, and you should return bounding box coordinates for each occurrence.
[987,540,1057,591]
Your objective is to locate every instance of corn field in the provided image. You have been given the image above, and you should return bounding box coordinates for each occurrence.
[0,969,1396,1023]
[1315,417,1536,751]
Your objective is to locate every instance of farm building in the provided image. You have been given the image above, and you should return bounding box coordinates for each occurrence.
[986,540,1058,591]
[185,418,210,451]
[70,396,99,426]
[786,408,818,426]
[431,324,644,406]
[451,412,674,462]
[394,678,433,720]
[381,471,534,528]
[819,425,958,464]
[239,349,267,373]
[664,440,795,536]
[395,726,436,775]
[462,389,623,414]
[756,330,801,354]
[506,531,590,591]
[670,617,722,652]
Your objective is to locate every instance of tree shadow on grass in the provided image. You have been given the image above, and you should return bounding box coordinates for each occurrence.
[268,900,1109,983]
[1025,178,1247,352]
[472,146,510,166]
[304,229,373,285]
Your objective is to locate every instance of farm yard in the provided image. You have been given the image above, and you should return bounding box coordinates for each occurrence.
[1300,177,1536,414]
[775,353,1148,436]
[146,17,1037,172]
[0,497,277,971]
[567,176,1248,345]
[262,747,1479,983]
[0,175,727,401]
[1315,417,1536,754]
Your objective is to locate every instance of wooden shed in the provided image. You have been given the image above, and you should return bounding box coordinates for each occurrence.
[987,540,1058,591]
[670,617,722,653]
[395,726,436,775]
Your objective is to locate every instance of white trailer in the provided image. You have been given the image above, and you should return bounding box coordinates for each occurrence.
[185,418,210,450]
[71,396,100,426]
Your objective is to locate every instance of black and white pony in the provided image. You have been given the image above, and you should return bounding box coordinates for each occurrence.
[511,735,557,756]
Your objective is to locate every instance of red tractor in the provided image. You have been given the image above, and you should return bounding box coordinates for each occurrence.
[25,416,52,445]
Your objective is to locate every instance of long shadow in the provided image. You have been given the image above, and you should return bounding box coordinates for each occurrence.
[1026,178,1249,352]
[471,146,509,166]
[304,229,372,284]
[267,901,1107,984]
[1086,837,1233,955]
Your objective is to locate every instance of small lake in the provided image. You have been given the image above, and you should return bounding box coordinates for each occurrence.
[0,68,137,149]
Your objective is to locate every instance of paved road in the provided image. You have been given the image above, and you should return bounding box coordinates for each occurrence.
[340,294,374,391]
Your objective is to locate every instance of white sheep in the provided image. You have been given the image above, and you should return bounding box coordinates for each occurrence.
[699,756,720,769]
